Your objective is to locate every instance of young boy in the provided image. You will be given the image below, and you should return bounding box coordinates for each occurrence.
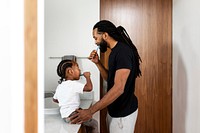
[53,59,98,133]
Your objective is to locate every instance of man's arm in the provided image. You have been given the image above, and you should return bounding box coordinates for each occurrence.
[95,61,108,81]
[89,50,108,81]
[70,68,130,123]
[89,68,130,114]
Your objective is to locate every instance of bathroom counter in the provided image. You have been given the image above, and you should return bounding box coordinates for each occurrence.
[45,99,93,133]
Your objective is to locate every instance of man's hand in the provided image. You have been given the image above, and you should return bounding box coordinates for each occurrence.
[70,109,92,124]
[88,50,99,64]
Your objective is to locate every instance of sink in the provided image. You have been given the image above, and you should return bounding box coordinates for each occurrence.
[44,92,60,115]
[45,97,60,115]
[80,91,94,100]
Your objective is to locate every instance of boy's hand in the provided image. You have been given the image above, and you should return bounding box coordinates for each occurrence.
[83,72,91,78]
[53,98,59,103]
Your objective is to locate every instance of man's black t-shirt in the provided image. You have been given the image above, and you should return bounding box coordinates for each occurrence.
[107,42,138,117]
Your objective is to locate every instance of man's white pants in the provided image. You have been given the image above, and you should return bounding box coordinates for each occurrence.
[107,109,138,133]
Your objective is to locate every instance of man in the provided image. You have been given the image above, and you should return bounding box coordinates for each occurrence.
[70,20,141,133]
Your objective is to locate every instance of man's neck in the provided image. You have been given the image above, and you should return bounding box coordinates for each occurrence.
[108,39,118,49]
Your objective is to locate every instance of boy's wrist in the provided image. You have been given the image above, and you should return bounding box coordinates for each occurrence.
[85,75,91,79]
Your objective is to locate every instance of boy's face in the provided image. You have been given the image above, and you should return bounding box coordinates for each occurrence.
[71,62,81,80]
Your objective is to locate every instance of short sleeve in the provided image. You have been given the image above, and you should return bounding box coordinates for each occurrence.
[115,47,132,70]
[72,81,85,94]
[53,89,57,99]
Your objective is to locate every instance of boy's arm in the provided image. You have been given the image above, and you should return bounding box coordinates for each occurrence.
[83,72,93,92]
[53,92,59,103]
[53,98,59,103]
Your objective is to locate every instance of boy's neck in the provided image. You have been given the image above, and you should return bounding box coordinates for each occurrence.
[66,76,74,80]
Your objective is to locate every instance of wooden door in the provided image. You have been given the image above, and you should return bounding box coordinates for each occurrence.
[100,0,172,133]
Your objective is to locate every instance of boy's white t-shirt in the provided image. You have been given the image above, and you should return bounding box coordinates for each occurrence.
[53,80,84,118]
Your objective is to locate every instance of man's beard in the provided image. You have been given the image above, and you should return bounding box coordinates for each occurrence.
[99,39,107,53]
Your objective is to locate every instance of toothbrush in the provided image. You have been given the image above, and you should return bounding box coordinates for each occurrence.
[80,73,92,76]
[96,45,100,51]
[88,46,100,60]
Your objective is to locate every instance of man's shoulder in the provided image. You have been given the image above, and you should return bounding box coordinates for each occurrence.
[116,42,130,50]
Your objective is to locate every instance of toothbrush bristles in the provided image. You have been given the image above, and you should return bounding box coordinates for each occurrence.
[96,46,100,51]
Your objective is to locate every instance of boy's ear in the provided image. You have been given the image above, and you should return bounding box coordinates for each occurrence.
[67,68,73,75]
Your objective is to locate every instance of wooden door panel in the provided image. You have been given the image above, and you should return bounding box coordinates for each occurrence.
[100,0,172,133]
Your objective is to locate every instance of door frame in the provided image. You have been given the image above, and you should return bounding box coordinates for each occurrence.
[24,0,38,132]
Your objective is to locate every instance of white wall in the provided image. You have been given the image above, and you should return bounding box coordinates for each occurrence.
[44,0,100,125]
[44,0,100,101]
[173,0,200,132]
[0,0,24,133]
[38,0,45,132]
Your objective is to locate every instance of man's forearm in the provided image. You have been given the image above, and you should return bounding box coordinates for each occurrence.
[96,61,108,81]
[89,69,130,115]
[89,84,124,115]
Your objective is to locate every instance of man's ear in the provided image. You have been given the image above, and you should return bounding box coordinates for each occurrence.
[102,32,108,40]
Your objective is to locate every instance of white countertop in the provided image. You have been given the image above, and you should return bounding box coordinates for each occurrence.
[45,99,93,133]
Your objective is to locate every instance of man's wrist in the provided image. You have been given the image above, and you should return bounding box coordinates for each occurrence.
[95,60,101,66]
[88,107,95,115]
